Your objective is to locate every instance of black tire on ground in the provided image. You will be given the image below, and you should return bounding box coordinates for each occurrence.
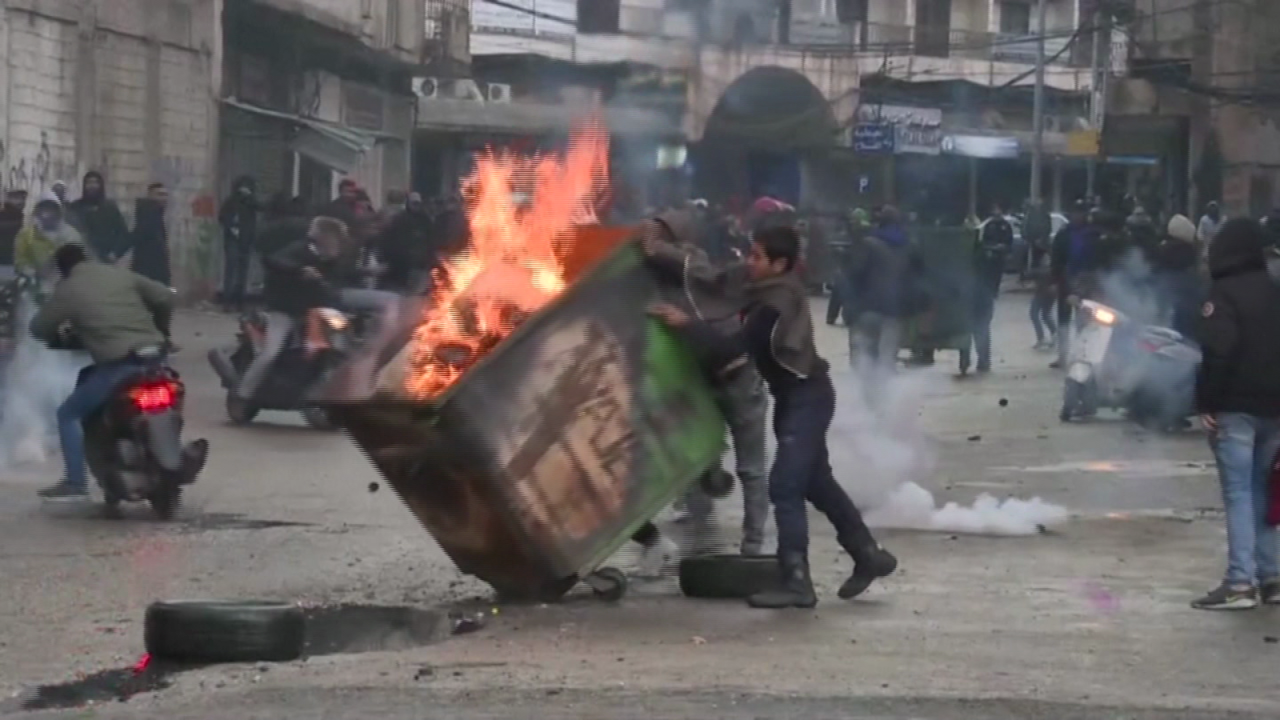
[678,554,777,600]
[144,600,306,664]
[226,392,259,426]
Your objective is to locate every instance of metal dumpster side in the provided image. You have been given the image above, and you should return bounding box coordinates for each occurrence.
[332,242,726,600]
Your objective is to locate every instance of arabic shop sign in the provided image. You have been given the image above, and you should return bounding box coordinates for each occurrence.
[853,124,895,153]
[854,104,943,155]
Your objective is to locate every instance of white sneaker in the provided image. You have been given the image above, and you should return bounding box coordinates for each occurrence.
[638,536,680,577]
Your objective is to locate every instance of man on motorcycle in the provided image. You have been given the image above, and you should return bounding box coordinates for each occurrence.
[235,217,345,402]
[29,243,175,500]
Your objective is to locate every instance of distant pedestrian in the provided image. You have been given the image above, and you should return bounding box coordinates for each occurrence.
[1198,201,1224,251]
[1192,218,1280,611]
[218,176,260,311]
[960,203,1013,375]
[129,182,172,286]
[0,189,29,267]
[67,171,129,263]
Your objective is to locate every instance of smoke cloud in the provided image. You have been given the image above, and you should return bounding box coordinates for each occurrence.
[835,363,1070,537]
[0,298,89,471]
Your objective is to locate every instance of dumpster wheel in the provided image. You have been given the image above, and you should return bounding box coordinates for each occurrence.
[584,567,627,602]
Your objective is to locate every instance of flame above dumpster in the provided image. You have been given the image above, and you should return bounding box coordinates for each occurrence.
[405,120,611,400]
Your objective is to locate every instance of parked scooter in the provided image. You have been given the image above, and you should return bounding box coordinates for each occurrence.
[207,307,356,430]
[1060,298,1201,429]
[51,338,207,519]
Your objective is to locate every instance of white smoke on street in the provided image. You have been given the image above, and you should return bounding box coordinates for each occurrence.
[0,297,89,470]
[836,365,1070,537]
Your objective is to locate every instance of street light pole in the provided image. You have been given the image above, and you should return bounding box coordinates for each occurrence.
[1086,6,1103,201]
[1030,0,1048,204]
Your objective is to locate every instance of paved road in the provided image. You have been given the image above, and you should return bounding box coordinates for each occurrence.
[3,295,1277,719]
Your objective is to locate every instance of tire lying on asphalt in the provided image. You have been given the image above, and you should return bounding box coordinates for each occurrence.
[144,600,306,663]
[678,554,777,600]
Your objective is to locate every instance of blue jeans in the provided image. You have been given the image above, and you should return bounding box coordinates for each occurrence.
[1211,413,1280,585]
[770,373,874,557]
[1030,293,1057,344]
[59,358,148,489]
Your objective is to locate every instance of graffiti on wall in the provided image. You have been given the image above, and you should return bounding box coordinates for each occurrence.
[0,132,78,201]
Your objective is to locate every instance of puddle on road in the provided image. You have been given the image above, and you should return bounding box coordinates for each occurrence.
[995,459,1214,477]
[17,604,449,712]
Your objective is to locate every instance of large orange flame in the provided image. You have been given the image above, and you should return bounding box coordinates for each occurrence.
[405,121,611,400]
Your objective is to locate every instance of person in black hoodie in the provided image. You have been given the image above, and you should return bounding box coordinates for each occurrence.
[67,171,129,262]
[0,189,28,266]
[651,226,897,609]
[129,183,172,286]
[961,203,1014,375]
[376,192,437,293]
[218,176,260,311]
[1191,218,1280,611]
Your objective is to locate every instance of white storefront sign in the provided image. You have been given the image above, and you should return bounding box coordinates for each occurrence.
[855,104,943,155]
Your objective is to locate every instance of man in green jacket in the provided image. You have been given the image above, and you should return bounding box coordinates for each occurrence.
[29,244,175,500]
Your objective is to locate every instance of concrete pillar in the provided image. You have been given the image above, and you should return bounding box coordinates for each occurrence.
[74,1,99,177]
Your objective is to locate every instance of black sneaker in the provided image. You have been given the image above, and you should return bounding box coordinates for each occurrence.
[1261,580,1280,605]
[1191,582,1258,610]
[37,480,90,502]
[838,546,899,600]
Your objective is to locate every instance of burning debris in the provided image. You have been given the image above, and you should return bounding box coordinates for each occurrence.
[405,121,611,400]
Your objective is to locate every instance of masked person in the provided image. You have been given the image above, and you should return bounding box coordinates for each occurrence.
[129,183,172,286]
[1049,201,1097,369]
[652,226,897,608]
[1192,218,1280,610]
[66,171,129,263]
[16,196,86,281]
[236,217,346,402]
[638,209,769,558]
[218,176,260,312]
[29,243,178,500]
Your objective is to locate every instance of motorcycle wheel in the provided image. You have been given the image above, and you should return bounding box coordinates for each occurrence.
[149,484,182,521]
[300,406,335,431]
[225,392,259,426]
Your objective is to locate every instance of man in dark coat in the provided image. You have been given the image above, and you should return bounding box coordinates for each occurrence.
[376,192,437,293]
[961,203,1014,375]
[67,171,129,262]
[1191,218,1280,611]
[218,175,260,311]
[129,183,172,286]
[0,189,28,266]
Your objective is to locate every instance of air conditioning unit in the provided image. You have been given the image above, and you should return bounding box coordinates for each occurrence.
[487,83,512,104]
[452,79,484,102]
[414,77,440,99]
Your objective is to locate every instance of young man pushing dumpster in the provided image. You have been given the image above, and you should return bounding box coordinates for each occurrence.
[650,225,898,608]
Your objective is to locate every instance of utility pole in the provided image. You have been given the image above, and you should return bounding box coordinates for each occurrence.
[1086,4,1104,202]
[1030,0,1048,204]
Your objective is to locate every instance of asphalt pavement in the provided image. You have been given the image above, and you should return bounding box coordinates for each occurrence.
[3,293,1277,720]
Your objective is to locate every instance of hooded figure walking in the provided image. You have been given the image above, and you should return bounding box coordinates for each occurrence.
[130,183,172,286]
[218,176,260,311]
[66,171,129,263]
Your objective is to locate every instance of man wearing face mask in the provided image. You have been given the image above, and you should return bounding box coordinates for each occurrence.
[16,196,86,280]
[218,176,260,312]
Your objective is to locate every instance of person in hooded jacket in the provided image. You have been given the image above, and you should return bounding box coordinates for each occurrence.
[218,176,260,311]
[128,183,172,286]
[66,171,129,263]
[638,209,769,561]
[1155,214,1205,338]
[16,196,86,280]
[1191,218,1280,611]
[1049,201,1099,368]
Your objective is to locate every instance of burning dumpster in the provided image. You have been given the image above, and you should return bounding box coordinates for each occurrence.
[326,124,726,601]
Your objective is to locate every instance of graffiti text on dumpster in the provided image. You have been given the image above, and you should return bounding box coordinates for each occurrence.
[505,321,635,542]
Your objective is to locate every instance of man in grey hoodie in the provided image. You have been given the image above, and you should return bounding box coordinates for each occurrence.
[639,209,769,558]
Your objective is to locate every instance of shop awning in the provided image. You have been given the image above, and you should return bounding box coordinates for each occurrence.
[415,97,683,140]
[220,98,382,173]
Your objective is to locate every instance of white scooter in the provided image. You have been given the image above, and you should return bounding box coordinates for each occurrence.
[1060,298,1201,429]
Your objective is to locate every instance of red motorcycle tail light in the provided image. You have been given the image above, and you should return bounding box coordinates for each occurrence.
[129,382,179,412]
